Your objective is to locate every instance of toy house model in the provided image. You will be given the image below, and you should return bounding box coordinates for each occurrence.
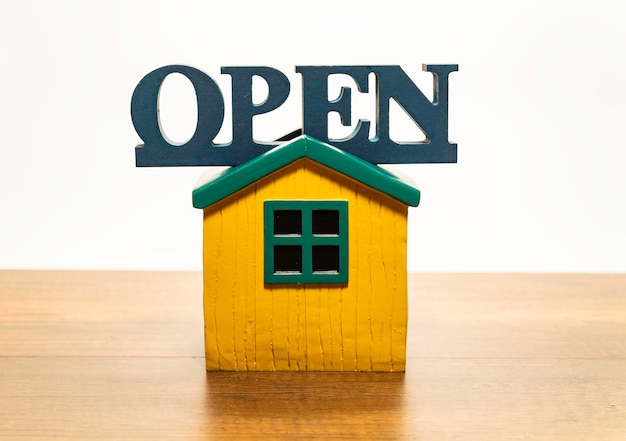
[192,136,420,372]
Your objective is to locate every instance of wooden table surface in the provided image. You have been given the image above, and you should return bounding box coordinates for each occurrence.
[0,271,624,440]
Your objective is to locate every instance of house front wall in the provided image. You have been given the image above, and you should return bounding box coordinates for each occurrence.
[202,158,409,371]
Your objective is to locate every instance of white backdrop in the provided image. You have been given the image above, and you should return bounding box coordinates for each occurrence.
[1,0,625,272]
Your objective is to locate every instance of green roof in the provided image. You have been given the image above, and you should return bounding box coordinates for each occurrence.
[192,136,420,209]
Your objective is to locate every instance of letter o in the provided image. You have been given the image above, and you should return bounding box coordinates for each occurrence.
[131,65,225,152]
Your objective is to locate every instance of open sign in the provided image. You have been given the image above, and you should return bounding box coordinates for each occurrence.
[131,64,457,166]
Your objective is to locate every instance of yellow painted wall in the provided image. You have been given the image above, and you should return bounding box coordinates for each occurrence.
[202,158,409,371]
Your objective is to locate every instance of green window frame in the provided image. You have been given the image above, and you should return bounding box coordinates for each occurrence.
[264,200,348,284]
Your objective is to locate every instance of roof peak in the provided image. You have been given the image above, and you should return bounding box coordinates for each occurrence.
[192,136,420,208]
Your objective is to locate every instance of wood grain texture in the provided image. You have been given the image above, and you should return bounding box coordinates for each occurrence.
[0,271,625,440]
[202,158,408,371]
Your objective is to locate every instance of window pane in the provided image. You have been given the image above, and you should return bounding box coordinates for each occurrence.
[265,200,347,284]
[312,210,339,235]
[312,245,339,273]
[274,245,302,273]
[274,210,302,235]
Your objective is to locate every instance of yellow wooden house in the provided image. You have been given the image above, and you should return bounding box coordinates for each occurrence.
[192,136,420,372]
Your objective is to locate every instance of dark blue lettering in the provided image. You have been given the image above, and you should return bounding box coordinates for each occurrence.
[296,66,371,145]
[131,64,458,166]
[132,65,228,166]
[222,66,290,148]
